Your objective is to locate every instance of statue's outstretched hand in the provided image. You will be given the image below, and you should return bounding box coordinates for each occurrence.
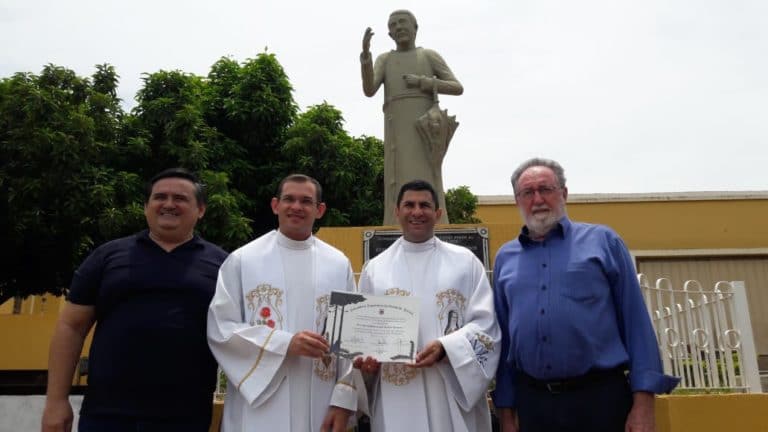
[363,27,374,53]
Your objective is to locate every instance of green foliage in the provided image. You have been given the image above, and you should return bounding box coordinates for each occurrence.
[203,55,298,235]
[0,54,384,300]
[674,351,742,390]
[282,103,384,227]
[671,387,738,395]
[0,65,141,302]
[126,68,254,250]
[195,170,253,251]
[446,185,481,224]
[131,70,215,174]
[215,368,228,401]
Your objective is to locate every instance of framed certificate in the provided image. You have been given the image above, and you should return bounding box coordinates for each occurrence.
[327,291,420,363]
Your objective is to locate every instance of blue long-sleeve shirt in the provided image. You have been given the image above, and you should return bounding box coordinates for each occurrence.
[492,217,679,408]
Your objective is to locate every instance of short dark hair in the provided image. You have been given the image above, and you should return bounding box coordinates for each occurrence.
[276,174,323,202]
[397,179,438,209]
[510,158,567,195]
[145,168,206,205]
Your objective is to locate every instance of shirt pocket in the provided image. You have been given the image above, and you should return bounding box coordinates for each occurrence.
[561,263,605,302]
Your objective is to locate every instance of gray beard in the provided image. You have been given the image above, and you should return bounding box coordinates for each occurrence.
[523,209,564,239]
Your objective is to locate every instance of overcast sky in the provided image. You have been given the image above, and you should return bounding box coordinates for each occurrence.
[2,0,766,195]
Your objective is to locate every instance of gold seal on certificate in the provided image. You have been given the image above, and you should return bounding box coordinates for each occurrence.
[327,291,420,363]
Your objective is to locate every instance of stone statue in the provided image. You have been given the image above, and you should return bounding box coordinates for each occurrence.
[361,9,462,225]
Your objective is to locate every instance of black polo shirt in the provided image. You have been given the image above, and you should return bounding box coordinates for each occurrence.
[68,230,227,422]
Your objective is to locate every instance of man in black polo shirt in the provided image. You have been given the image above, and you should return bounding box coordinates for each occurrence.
[42,168,227,432]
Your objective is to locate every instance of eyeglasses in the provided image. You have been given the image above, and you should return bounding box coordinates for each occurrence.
[516,185,560,200]
[279,195,317,207]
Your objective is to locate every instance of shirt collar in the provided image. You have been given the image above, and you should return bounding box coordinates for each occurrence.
[137,229,203,250]
[137,229,153,245]
[518,216,571,246]
[276,229,314,250]
[401,236,437,253]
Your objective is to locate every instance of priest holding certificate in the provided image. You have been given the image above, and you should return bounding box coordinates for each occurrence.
[207,174,366,432]
[356,180,501,431]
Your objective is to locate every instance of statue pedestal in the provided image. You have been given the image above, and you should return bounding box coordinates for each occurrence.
[362,226,490,270]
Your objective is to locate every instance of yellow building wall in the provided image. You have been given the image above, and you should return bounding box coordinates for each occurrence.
[0,296,93,371]
[316,197,767,273]
[0,293,64,315]
[655,394,768,432]
[0,312,59,370]
[476,198,768,251]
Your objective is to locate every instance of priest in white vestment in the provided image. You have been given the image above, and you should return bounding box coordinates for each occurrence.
[207,174,366,432]
[356,180,501,432]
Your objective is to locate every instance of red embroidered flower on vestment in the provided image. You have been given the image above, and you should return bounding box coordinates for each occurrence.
[260,307,271,318]
[266,319,275,328]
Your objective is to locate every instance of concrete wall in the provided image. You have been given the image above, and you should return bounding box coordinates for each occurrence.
[0,395,82,432]
[0,396,223,432]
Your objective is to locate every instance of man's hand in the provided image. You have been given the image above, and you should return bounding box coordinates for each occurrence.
[496,407,519,432]
[320,406,353,432]
[403,74,422,88]
[362,27,374,54]
[287,331,329,359]
[412,340,445,368]
[625,392,656,432]
[353,356,381,376]
[41,398,73,432]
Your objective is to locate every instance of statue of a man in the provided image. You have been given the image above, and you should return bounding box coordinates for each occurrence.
[361,10,463,225]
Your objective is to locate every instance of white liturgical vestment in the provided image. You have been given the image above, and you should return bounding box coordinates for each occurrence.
[359,237,501,432]
[207,230,366,431]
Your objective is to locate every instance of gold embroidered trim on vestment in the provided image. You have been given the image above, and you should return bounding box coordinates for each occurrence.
[436,289,466,335]
[313,294,336,381]
[237,327,277,390]
[314,354,336,382]
[246,284,285,329]
[336,380,356,390]
[381,363,418,386]
[385,287,411,297]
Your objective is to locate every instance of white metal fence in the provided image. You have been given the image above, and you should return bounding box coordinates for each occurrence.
[638,275,762,392]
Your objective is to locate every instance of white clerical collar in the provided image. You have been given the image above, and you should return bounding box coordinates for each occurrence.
[401,236,437,253]
[276,230,314,250]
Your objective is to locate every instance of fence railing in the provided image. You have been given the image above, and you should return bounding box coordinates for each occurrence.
[638,275,762,393]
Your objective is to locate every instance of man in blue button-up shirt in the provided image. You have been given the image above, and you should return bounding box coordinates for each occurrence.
[492,158,678,432]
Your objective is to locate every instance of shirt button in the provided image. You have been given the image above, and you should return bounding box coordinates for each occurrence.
[541,285,547,291]
[542,336,548,342]
[542,263,547,268]
[546,364,552,370]
[540,309,545,315]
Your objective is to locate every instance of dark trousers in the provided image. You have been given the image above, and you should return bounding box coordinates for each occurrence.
[78,414,210,432]
[515,371,633,432]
